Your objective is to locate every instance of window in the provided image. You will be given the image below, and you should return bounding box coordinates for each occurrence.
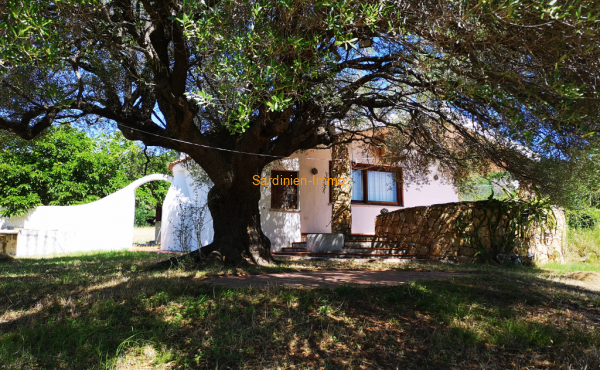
[271,171,299,210]
[351,165,403,205]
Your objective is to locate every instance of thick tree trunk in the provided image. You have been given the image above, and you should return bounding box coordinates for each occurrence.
[202,180,274,265]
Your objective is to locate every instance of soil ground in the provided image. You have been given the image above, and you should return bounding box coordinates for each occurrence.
[204,270,471,288]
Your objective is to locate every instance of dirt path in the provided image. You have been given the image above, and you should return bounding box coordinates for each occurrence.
[204,270,472,289]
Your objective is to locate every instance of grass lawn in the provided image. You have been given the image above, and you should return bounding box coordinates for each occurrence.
[133,227,157,245]
[1,252,599,369]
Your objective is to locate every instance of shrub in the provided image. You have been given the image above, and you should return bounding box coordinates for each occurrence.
[565,228,600,263]
[566,209,600,229]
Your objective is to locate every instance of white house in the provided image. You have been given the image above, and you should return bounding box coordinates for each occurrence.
[0,142,458,257]
[160,141,458,252]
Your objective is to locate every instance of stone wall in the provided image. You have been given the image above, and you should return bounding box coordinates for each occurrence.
[375,200,565,264]
[0,232,18,255]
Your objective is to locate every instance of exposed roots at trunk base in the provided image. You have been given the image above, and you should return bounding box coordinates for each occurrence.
[152,241,274,270]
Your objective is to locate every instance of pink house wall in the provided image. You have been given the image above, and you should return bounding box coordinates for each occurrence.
[264,144,459,244]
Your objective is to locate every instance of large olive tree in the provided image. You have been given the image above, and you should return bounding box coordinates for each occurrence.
[1,0,599,264]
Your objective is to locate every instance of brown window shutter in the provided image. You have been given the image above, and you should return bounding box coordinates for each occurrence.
[271,171,299,209]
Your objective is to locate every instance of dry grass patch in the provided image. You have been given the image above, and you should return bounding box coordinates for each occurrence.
[566,271,600,285]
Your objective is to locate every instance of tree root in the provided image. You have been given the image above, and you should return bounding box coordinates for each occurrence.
[150,243,257,270]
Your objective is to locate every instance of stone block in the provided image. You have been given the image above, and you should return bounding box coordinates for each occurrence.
[420,245,430,255]
[458,247,477,257]
[481,237,491,249]
[430,243,443,256]
[0,233,18,256]
[457,256,471,264]
[306,233,344,252]
[478,228,490,237]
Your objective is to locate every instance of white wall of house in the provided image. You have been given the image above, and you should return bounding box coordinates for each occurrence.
[1,174,172,257]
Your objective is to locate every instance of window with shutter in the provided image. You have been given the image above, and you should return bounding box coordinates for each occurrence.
[270,171,299,210]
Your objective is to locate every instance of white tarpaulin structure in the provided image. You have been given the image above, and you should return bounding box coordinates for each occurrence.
[1,174,172,257]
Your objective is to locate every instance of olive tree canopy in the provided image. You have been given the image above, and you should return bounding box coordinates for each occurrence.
[1,0,599,264]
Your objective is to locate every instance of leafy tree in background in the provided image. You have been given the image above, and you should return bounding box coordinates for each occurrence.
[0,126,175,223]
[1,0,599,264]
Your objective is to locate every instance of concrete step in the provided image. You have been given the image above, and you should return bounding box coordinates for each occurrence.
[343,241,398,249]
[280,247,405,255]
[341,247,408,255]
[344,234,390,242]
[272,251,417,259]
[281,247,308,253]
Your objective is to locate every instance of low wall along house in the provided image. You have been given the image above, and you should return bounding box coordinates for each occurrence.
[375,200,566,263]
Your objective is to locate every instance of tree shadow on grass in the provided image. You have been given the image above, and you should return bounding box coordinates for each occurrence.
[0,267,599,369]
